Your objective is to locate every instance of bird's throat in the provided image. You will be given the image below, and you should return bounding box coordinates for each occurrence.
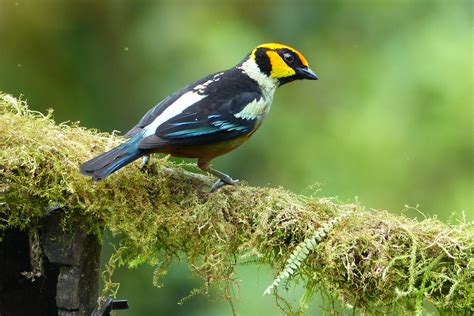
[238,58,278,98]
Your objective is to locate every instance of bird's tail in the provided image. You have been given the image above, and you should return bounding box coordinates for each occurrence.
[80,141,144,181]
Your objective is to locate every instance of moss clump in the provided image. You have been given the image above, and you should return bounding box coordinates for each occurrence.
[1,93,473,314]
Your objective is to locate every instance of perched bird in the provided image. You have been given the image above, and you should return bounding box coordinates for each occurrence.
[80,43,318,191]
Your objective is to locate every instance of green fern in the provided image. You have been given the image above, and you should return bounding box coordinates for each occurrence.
[264,211,352,295]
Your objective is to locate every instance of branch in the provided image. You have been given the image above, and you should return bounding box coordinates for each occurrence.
[1,93,473,314]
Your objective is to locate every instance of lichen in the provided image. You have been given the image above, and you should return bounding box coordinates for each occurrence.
[1,93,473,314]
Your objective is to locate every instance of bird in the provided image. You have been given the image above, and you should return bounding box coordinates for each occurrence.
[80,43,318,191]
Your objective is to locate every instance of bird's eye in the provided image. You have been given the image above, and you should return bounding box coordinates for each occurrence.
[283,52,294,63]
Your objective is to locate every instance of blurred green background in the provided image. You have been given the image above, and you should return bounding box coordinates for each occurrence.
[1,0,472,314]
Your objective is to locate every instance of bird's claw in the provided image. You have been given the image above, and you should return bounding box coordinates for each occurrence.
[210,178,240,192]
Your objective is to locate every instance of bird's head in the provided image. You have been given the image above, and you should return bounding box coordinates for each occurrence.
[246,43,318,86]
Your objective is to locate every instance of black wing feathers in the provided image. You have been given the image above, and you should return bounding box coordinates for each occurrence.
[124,72,226,138]
[123,94,180,137]
[139,91,261,149]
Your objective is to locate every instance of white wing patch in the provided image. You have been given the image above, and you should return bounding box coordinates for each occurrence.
[193,72,224,94]
[143,91,207,137]
[234,97,272,120]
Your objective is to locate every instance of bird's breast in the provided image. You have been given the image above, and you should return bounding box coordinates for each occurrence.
[156,134,252,160]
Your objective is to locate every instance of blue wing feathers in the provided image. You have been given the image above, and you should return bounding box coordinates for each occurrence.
[163,120,251,138]
[169,121,197,127]
[165,126,221,137]
[207,114,221,119]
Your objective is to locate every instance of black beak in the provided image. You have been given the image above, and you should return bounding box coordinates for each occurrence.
[296,67,319,80]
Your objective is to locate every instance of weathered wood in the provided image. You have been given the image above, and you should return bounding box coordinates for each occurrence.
[0,228,59,315]
[0,211,101,316]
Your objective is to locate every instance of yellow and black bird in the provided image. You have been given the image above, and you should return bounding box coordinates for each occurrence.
[80,43,318,191]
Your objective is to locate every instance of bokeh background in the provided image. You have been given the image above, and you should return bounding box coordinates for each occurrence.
[1,0,472,314]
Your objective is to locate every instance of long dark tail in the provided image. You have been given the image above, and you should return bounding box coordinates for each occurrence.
[80,141,145,181]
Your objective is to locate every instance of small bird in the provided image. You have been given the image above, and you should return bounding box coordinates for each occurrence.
[80,43,318,191]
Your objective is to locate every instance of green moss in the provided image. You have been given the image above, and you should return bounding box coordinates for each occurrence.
[1,93,473,314]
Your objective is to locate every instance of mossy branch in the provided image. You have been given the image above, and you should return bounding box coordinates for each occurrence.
[1,93,473,314]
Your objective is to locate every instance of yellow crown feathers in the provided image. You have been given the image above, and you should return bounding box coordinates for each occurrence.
[251,43,309,67]
[250,43,310,79]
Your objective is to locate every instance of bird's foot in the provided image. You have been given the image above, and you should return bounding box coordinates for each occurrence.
[210,178,240,192]
[208,167,240,192]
